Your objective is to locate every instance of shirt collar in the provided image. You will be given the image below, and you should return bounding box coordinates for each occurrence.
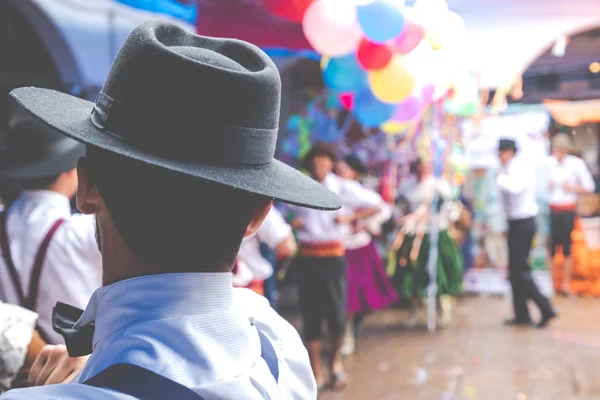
[74,272,234,350]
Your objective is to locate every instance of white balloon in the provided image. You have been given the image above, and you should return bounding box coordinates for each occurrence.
[413,0,448,14]
[302,0,362,57]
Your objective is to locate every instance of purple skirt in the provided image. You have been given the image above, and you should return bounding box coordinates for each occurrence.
[346,241,399,313]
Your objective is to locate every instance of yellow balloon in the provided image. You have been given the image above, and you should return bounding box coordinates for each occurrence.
[320,56,330,70]
[381,120,408,135]
[368,56,415,104]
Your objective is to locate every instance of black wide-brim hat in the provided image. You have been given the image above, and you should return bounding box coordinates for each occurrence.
[10,21,341,210]
[0,105,85,179]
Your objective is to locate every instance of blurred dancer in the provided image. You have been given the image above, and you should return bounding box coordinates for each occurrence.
[497,139,557,327]
[236,206,296,301]
[336,155,397,356]
[547,134,595,295]
[392,159,463,328]
[0,109,101,344]
[292,144,381,391]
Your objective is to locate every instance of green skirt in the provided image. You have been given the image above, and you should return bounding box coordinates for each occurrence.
[388,230,463,300]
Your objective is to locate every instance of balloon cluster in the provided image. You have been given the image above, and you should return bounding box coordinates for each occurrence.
[302,0,478,129]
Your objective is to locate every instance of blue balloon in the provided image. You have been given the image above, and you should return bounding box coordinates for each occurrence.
[354,90,396,127]
[357,0,405,44]
[323,54,368,92]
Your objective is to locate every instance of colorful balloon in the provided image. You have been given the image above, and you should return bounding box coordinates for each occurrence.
[368,56,414,104]
[425,11,466,50]
[357,39,393,70]
[322,53,368,92]
[354,90,396,127]
[381,120,409,135]
[392,9,424,54]
[413,0,448,14]
[303,0,362,56]
[392,95,422,122]
[357,0,405,44]
[339,92,354,109]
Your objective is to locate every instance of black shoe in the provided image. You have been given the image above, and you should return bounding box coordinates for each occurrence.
[504,318,533,326]
[536,312,557,328]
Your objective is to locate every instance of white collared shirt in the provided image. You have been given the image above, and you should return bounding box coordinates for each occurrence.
[1,273,316,400]
[293,174,381,244]
[496,157,538,220]
[342,183,387,250]
[237,207,291,281]
[0,191,101,344]
[547,154,595,206]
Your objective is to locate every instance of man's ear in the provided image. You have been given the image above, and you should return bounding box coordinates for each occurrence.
[244,200,273,238]
[76,157,102,215]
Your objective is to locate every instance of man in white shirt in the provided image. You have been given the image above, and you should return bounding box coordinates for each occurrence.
[547,134,595,295]
[0,108,101,345]
[497,139,557,328]
[292,144,382,391]
[1,21,341,399]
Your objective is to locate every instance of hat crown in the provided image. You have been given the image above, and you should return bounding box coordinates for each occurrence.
[93,21,281,164]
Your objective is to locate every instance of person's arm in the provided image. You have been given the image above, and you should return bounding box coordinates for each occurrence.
[256,207,296,258]
[496,162,528,194]
[338,180,384,224]
[275,234,297,258]
[569,159,596,194]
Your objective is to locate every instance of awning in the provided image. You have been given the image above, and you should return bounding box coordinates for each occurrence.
[544,99,600,127]
[12,0,194,95]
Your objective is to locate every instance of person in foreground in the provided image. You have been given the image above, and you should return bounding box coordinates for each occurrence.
[497,139,557,328]
[1,20,341,400]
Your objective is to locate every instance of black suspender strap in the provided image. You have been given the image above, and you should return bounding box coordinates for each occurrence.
[83,329,280,399]
[0,210,65,343]
[84,363,205,400]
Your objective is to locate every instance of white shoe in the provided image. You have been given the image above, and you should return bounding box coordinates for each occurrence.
[340,330,355,356]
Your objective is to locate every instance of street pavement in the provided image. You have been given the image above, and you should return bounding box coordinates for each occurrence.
[282,293,600,400]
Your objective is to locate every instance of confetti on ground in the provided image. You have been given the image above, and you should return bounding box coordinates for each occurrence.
[465,386,476,397]
[424,352,438,365]
[414,368,428,385]
[377,362,391,372]
[441,392,455,400]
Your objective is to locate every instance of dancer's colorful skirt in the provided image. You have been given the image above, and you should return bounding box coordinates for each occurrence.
[346,240,399,313]
[390,230,463,300]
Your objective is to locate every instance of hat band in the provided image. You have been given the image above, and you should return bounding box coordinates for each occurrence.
[90,92,277,165]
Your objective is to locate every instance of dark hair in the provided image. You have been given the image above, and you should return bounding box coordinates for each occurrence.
[302,142,337,172]
[409,158,423,175]
[20,175,60,190]
[85,147,267,272]
[343,155,367,175]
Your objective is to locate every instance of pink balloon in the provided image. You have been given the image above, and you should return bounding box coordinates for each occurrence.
[392,13,424,54]
[340,92,354,109]
[392,95,421,122]
[421,84,435,103]
[303,0,363,56]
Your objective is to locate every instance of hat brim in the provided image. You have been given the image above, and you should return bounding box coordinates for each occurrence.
[0,142,85,179]
[10,87,342,210]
